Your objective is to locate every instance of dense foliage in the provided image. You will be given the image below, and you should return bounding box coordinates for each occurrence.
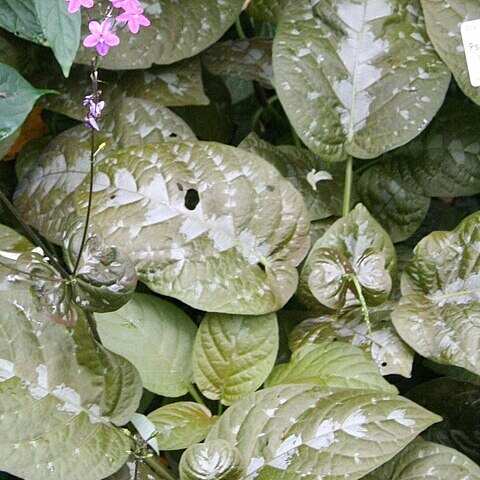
[0,0,479,479]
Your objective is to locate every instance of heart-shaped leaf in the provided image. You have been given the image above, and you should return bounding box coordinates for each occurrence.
[148,402,217,451]
[15,139,310,314]
[180,440,246,480]
[408,378,480,464]
[298,204,396,311]
[193,312,278,405]
[265,342,397,393]
[420,0,480,105]
[0,227,142,480]
[273,0,450,161]
[75,0,245,69]
[289,303,414,378]
[96,293,197,397]
[392,211,480,375]
[0,62,54,141]
[207,384,441,480]
[202,38,274,88]
[364,439,480,480]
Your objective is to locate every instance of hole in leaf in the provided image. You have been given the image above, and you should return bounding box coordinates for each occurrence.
[184,188,200,210]
[332,338,337,341]
[169,132,178,138]
[381,362,387,367]
[267,185,275,192]
[110,194,116,200]
[257,262,266,272]
[177,183,184,191]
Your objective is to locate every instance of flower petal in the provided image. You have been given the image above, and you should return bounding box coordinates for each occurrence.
[104,33,120,46]
[96,42,109,56]
[83,34,99,48]
[88,21,102,35]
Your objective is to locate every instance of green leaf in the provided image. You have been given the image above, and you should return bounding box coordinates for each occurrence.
[272,0,450,161]
[96,293,197,397]
[202,38,274,88]
[32,0,80,77]
[148,402,217,451]
[364,439,480,480]
[392,211,480,375]
[0,0,44,44]
[15,140,310,314]
[420,0,480,105]
[207,384,441,480]
[239,133,351,220]
[408,378,480,464]
[265,342,397,393]
[298,204,396,311]
[357,166,431,243]
[130,413,159,455]
[193,313,278,405]
[0,232,142,480]
[246,0,287,22]
[75,0,245,69]
[289,303,414,378]
[180,440,246,480]
[0,62,54,141]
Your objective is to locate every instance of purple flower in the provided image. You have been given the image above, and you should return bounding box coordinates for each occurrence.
[83,94,105,131]
[65,0,94,13]
[116,7,150,34]
[83,20,120,56]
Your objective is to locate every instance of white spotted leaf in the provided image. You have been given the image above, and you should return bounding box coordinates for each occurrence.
[265,342,398,393]
[392,211,480,376]
[193,313,278,405]
[96,293,198,397]
[364,439,480,480]
[0,227,142,480]
[76,0,245,69]
[273,0,451,161]
[207,384,441,480]
[15,138,310,314]
[289,303,414,378]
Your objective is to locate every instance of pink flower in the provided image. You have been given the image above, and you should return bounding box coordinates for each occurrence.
[116,7,150,34]
[110,0,140,9]
[65,0,94,13]
[83,20,120,56]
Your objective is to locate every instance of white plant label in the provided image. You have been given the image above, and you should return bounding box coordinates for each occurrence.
[461,19,480,87]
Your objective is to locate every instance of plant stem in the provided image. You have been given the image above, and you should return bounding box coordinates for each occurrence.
[187,383,206,406]
[342,155,353,217]
[0,189,71,279]
[86,311,101,343]
[144,457,177,480]
[235,16,246,39]
[73,58,98,276]
[217,401,223,416]
[350,274,371,334]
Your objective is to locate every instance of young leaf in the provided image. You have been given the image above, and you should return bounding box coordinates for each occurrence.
[75,0,246,69]
[130,413,159,455]
[0,234,143,479]
[298,204,396,311]
[265,342,398,393]
[148,402,217,451]
[207,384,441,480]
[193,313,278,405]
[392,211,480,375]
[289,303,414,378]
[408,378,480,464]
[364,439,480,480]
[33,0,80,77]
[273,0,450,161]
[420,0,480,105]
[180,440,246,480]
[246,0,287,22]
[96,293,197,397]
[0,62,54,141]
[15,141,310,314]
